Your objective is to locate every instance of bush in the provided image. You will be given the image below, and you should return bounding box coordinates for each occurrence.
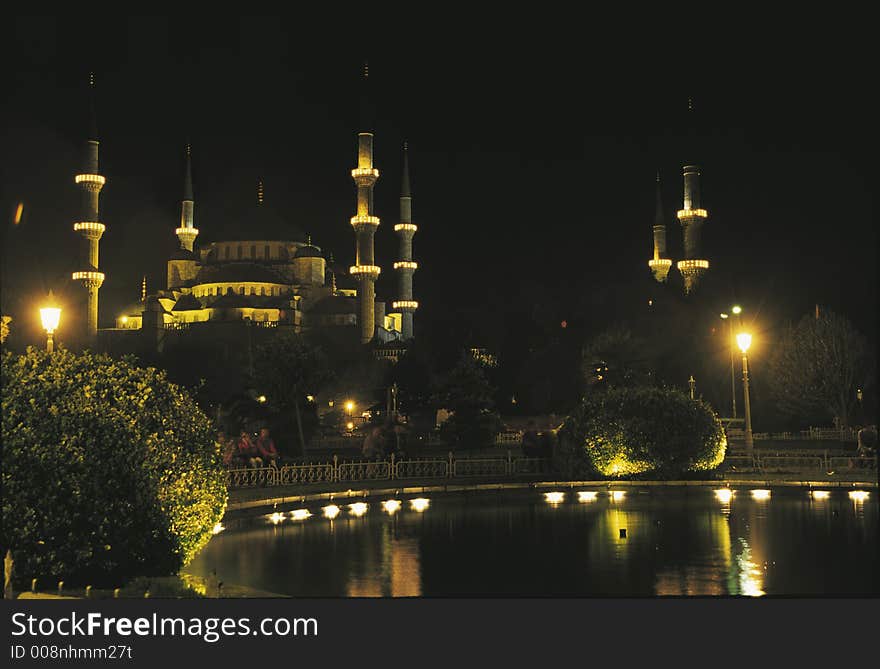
[558,386,726,478]
[1,348,227,588]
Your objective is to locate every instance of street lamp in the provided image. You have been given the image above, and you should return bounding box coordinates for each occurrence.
[736,332,754,452]
[39,294,61,353]
[720,308,742,419]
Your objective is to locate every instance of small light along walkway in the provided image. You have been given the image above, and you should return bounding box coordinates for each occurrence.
[226,473,878,515]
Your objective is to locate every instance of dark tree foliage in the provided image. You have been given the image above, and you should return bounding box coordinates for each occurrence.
[767,309,872,429]
[253,331,333,454]
[1,348,226,588]
[582,326,656,389]
[557,386,726,479]
[384,341,437,432]
[514,338,582,415]
[437,354,503,448]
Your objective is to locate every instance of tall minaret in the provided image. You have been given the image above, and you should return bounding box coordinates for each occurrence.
[676,98,709,293]
[393,142,418,339]
[350,63,381,344]
[175,144,198,251]
[648,171,672,282]
[72,72,106,344]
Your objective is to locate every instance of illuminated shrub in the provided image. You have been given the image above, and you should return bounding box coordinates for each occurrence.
[1,348,227,587]
[558,386,726,478]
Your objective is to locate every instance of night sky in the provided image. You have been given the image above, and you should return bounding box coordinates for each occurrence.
[2,17,875,350]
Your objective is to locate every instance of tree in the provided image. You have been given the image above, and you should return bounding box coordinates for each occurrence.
[0,315,10,344]
[437,353,503,447]
[557,386,726,478]
[515,339,581,415]
[582,326,655,389]
[767,309,871,429]
[385,341,435,416]
[1,347,226,587]
[253,331,332,454]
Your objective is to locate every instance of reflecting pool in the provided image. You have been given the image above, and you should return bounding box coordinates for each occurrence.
[185,488,879,596]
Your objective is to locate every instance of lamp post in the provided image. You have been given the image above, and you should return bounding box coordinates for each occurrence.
[720,305,742,419]
[736,332,753,452]
[39,294,61,354]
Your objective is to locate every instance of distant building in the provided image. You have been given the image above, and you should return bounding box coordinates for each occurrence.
[68,71,422,356]
[648,98,711,293]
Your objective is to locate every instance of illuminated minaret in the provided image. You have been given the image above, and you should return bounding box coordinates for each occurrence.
[648,171,672,282]
[72,72,106,344]
[350,63,381,344]
[676,98,709,293]
[393,142,418,340]
[175,144,198,251]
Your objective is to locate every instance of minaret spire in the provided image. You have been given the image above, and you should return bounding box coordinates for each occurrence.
[648,171,672,282]
[141,275,147,303]
[676,164,710,293]
[393,141,418,339]
[350,63,381,344]
[72,71,106,345]
[175,143,198,252]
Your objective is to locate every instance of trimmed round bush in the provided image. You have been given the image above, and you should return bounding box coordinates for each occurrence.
[1,348,227,587]
[558,386,726,478]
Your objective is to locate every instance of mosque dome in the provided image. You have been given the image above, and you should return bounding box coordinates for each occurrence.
[294,244,323,259]
[196,262,287,284]
[171,294,203,311]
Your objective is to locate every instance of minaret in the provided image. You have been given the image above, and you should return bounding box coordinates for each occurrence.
[72,72,106,344]
[393,142,418,339]
[676,98,709,293]
[648,171,672,282]
[350,63,381,344]
[175,144,198,251]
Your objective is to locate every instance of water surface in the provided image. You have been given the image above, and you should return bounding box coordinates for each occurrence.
[186,488,878,596]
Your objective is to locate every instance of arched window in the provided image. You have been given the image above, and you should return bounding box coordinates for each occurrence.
[237,245,243,259]
[224,246,230,259]
[251,245,256,258]
[239,286,244,295]
[265,245,271,259]
[250,286,256,295]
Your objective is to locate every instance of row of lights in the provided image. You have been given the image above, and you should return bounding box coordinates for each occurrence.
[210,489,873,534]
[713,488,870,503]
[544,490,626,504]
[543,489,871,505]
[260,498,432,525]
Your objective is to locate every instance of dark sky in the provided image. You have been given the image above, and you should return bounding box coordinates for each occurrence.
[1,16,875,349]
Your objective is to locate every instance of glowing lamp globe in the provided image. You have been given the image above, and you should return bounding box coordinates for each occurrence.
[40,306,61,334]
[736,333,752,353]
[732,305,742,315]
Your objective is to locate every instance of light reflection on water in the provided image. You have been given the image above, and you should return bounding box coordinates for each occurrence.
[185,491,878,597]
